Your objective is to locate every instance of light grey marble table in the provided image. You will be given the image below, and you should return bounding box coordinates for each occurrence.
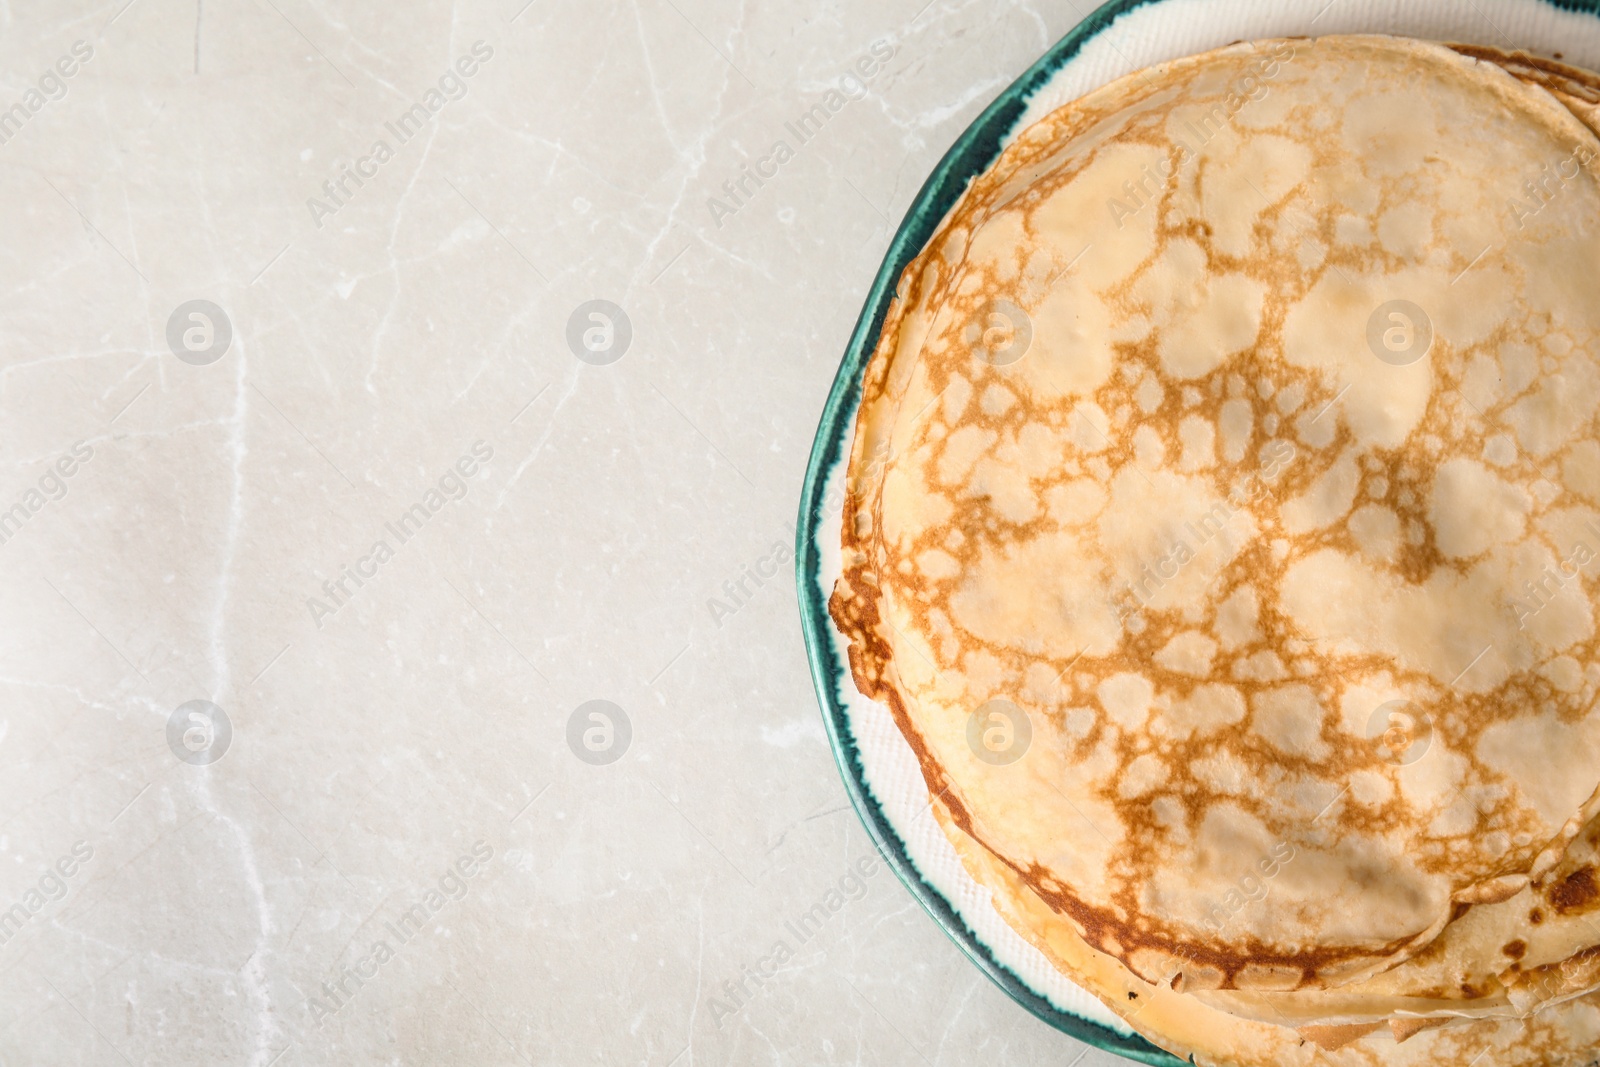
[0,1,1135,1063]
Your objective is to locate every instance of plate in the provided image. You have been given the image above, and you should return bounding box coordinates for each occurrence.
[794,1,1600,1060]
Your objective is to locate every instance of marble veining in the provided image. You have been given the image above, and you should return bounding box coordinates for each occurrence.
[0,0,1132,1063]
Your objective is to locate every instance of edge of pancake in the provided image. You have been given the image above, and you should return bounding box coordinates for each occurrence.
[830,30,1600,1017]
[932,791,1600,1066]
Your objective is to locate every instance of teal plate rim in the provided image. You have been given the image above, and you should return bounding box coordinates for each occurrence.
[793,1,1600,1061]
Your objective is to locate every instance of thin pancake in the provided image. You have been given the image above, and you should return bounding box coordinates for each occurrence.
[831,31,1600,1061]
[935,793,1600,1066]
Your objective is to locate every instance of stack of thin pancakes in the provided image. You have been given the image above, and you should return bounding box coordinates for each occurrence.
[831,34,1600,1067]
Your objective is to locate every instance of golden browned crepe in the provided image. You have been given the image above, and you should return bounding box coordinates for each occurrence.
[831,33,1600,1066]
